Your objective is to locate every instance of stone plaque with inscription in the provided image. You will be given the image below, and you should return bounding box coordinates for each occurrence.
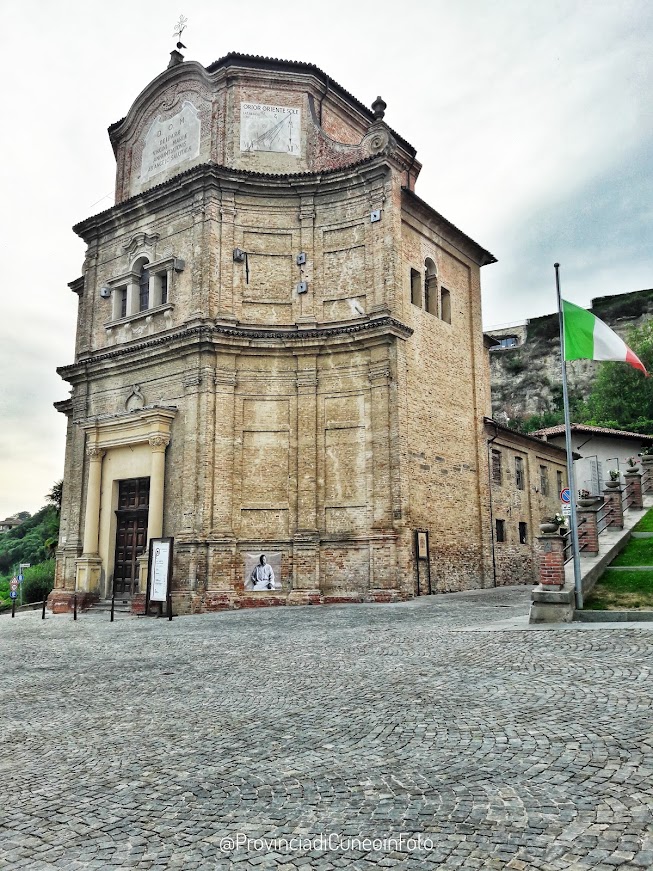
[140,100,201,183]
[240,102,301,156]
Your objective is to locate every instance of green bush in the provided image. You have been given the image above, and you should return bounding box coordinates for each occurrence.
[21,560,55,604]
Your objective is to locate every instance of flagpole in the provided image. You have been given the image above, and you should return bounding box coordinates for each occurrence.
[555,263,583,609]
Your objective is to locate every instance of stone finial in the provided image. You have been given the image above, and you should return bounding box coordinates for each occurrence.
[168,49,184,68]
[371,96,387,120]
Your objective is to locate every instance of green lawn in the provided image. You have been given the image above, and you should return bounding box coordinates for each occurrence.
[611,537,653,566]
[585,569,653,610]
[633,508,653,532]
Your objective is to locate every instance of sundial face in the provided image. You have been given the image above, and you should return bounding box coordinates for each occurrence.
[240,102,301,156]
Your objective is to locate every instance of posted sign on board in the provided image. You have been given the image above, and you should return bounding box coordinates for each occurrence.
[149,539,172,602]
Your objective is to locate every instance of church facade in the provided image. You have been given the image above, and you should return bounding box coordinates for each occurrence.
[49,51,497,614]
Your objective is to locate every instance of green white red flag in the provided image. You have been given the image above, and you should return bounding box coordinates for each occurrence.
[562,299,648,376]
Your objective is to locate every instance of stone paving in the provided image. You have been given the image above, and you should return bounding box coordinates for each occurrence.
[1,586,653,870]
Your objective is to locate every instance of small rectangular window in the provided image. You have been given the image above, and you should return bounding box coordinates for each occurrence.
[491,450,502,485]
[515,456,525,490]
[495,519,505,542]
[119,288,127,319]
[410,268,422,307]
[440,287,451,324]
[540,465,549,496]
[556,470,563,495]
[519,521,528,544]
[160,272,168,305]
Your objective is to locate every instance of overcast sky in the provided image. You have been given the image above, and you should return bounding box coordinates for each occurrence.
[1,0,651,518]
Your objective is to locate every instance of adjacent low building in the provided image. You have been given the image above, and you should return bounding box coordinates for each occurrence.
[533,423,653,494]
[484,419,571,587]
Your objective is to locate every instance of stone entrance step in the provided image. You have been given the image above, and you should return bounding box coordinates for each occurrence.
[89,598,132,614]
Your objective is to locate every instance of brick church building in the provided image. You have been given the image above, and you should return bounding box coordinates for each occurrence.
[50,50,505,613]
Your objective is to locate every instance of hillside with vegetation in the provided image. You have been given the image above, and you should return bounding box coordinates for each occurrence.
[489,288,653,434]
[0,482,61,610]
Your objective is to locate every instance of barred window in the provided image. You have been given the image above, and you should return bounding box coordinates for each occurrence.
[540,465,549,496]
[515,456,525,490]
[556,470,563,495]
[491,450,502,485]
[519,521,528,544]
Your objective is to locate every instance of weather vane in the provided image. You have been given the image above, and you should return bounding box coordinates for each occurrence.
[173,15,188,50]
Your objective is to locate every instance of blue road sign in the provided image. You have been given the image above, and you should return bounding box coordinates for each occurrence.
[10,591,17,599]
[17,574,23,582]
[560,488,571,504]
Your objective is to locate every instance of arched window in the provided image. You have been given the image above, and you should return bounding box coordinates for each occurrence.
[424,258,437,316]
[440,287,451,324]
[139,261,150,312]
[410,268,422,307]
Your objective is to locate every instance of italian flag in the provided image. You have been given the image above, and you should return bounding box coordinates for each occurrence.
[563,299,648,376]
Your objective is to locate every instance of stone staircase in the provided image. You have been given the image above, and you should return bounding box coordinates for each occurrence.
[87,597,133,616]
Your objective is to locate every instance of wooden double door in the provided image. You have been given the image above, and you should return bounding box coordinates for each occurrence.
[113,478,150,597]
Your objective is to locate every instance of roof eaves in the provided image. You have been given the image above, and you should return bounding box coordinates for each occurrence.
[403,187,497,266]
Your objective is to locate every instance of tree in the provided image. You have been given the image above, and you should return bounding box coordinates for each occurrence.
[46,480,63,514]
[578,321,653,433]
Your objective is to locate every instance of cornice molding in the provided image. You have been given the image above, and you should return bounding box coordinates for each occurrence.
[57,316,413,381]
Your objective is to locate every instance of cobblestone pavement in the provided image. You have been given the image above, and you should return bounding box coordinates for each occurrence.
[2,587,653,871]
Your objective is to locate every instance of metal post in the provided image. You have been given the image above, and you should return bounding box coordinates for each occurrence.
[110,592,115,622]
[73,593,78,621]
[555,263,583,609]
[11,597,16,618]
[41,598,46,620]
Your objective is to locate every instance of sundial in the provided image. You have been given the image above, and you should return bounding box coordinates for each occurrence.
[240,102,301,156]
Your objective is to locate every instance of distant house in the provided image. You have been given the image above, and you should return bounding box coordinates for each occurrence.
[0,516,22,533]
[532,424,653,494]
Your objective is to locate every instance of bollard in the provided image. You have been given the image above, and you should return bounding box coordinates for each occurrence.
[110,593,115,622]
[73,593,77,621]
[42,598,47,620]
[11,598,16,618]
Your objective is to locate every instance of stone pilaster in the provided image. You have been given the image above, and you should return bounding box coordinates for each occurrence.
[147,435,169,541]
[217,191,237,320]
[180,372,202,535]
[74,446,105,595]
[296,194,316,324]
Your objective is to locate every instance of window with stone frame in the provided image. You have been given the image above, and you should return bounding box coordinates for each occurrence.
[106,255,184,324]
[491,449,502,485]
[540,465,549,496]
[515,455,525,490]
[410,268,422,308]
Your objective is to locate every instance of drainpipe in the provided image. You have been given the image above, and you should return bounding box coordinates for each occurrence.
[486,424,500,588]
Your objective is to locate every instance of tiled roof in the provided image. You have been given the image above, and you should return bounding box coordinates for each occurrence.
[533,423,653,441]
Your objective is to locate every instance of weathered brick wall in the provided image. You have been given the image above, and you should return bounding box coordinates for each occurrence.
[397,208,490,593]
[486,425,568,586]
